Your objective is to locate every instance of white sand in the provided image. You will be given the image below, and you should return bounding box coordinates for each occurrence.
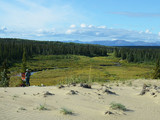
[0,79,160,120]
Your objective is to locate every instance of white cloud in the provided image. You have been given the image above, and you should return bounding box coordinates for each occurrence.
[97,26,106,29]
[70,24,76,28]
[96,32,100,35]
[37,29,45,33]
[145,29,152,34]
[37,28,55,33]
[1,24,160,43]
[80,24,86,28]
[88,25,93,28]
[0,26,8,34]
[81,24,106,29]
[65,29,76,34]
[34,28,56,36]
[145,29,149,33]
[112,38,117,41]
[1,26,7,31]
[139,31,143,34]
[61,27,160,42]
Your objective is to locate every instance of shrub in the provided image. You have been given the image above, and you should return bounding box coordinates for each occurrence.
[110,102,127,111]
[60,108,73,115]
[9,76,23,87]
[0,69,10,87]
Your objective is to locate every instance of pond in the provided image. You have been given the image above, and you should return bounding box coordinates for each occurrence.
[16,67,69,77]
[16,71,38,77]
[99,62,121,67]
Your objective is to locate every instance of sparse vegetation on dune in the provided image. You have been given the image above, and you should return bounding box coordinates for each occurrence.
[110,102,127,111]
[60,108,74,115]
[37,104,48,111]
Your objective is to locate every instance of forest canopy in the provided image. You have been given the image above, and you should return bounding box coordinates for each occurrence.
[0,38,112,66]
[0,38,160,68]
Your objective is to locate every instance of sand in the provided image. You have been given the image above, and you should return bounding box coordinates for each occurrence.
[0,79,160,120]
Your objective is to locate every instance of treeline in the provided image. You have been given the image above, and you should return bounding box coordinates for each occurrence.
[1,38,160,65]
[0,38,113,66]
[114,47,160,63]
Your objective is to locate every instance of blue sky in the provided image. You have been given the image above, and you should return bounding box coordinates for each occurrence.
[0,0,160,42]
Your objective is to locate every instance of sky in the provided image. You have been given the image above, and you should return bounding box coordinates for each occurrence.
[0,0,160,42]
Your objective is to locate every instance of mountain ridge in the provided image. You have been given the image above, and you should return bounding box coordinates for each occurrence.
[64,40,160,46]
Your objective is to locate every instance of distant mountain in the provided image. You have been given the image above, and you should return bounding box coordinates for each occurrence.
[63,40,84,44]
[64,40,160,46]
[87,40,160,46]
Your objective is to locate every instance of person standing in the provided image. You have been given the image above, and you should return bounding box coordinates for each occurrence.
[25,69,31,86]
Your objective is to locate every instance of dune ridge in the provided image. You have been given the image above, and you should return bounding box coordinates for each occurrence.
[0,79,160,120]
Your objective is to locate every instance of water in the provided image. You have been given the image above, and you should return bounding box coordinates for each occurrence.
[16,67,69,77]
[17,71,37,77]
[31,71,38,75]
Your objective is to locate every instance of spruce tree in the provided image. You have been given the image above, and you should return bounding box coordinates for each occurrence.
[127,53,134,62]
[21,49,27,73]
[114,48,119,57]
[0,60,10,87]
[153,59,160,79]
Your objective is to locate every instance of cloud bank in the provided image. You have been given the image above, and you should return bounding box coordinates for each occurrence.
[1,24,160,42]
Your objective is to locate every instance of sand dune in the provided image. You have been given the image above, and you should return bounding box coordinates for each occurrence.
[0,79,160,120]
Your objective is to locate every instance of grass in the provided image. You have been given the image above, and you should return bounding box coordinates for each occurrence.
[110,102,127,111]
[9,53,154,86]
[37,104,48,111]
[60,108,74,115]
[9,76,22,87]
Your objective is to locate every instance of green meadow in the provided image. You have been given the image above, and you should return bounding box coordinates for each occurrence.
[9,53,154,86]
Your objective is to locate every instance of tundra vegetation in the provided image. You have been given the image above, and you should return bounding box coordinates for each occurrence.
[0,38,159,87]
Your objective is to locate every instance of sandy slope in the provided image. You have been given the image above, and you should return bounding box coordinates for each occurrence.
[0,79,160,120]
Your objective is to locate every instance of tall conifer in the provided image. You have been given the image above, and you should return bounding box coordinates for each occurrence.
[21,48,27,73]
[153,59,160,79]
[0,60,10,87]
